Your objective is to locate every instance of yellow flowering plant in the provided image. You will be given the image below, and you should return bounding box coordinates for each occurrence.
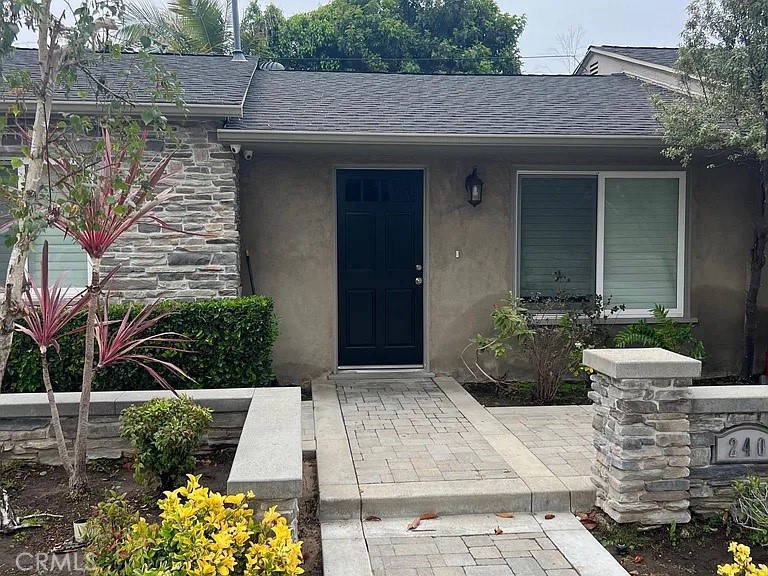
[718,542,768,576]
[89,475,303,576]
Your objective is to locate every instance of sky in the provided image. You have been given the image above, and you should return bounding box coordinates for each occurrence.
[14,0,691,74]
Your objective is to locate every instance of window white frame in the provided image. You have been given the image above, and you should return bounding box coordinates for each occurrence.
[516,170,687,318]
[2,159,91,297]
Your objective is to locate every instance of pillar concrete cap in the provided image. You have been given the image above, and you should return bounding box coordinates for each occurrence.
[583,348,702,380]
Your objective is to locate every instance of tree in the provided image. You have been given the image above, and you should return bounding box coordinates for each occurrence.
[651,0,768,378]
[1,0,183,495]
[121,0,232,54]
[241,0,525,74]
[553,25,586,73]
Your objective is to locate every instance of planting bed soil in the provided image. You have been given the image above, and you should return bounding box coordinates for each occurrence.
[462,380,591,407]
[596,517,768,576]
[0,451,321,575]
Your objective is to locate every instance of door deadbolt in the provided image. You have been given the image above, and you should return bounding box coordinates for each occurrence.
[416,264,422,271]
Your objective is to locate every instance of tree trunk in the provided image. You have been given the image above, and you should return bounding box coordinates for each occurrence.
[69,259,100,496]
[0,0,60,391]
[41,348,73,475]
[741,159,768,379]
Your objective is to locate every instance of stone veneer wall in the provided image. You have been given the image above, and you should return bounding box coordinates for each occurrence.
[104,121,240,301]
[584,348,702,524]
[0,388,302,531]
[689,388,768,516]
[0,388,252,465]
[0,120,241,301]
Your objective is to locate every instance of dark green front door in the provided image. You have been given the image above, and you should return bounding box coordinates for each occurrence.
[337,169,424,367]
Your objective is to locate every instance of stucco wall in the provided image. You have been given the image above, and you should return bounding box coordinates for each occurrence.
[689,162,765,374]
[240,152,760,382]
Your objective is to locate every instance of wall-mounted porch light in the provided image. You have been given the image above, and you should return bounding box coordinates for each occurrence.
[465,166,483,207]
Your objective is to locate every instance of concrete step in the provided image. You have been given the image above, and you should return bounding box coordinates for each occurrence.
[319,478,542,521]
[329,370,435,381]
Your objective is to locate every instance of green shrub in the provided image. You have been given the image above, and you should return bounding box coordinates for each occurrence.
[614,304,705,360]
[731,476,768,547]
[121,396,213,490]
[3,295,278,393]
[86,491,140,567]
[88,476,304,576]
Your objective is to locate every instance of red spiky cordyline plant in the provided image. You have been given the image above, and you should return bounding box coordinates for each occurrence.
[95,295,193,390]
[16,247,194,481]
[47,127,180,495]
[15,242,91,476]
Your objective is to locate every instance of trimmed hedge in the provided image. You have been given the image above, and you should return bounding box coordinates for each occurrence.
[2,296,278,393]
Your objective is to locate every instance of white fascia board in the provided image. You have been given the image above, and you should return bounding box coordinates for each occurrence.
[0,100,242,118]
[217,129,665,148]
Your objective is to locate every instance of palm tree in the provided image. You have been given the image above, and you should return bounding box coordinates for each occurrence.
[121,0,232,54]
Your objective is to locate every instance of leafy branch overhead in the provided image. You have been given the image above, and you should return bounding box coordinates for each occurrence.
[122,0,526,75]
[651,0,768,377]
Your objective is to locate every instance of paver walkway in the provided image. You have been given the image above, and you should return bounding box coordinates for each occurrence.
[313,375,627,576]
[488,406,593,479]
[339,380,516,484]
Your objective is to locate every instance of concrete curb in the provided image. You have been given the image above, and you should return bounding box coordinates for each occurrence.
[321,520,373,576]
[312,379,363,523]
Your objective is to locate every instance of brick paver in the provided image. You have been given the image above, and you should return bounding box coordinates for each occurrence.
[368,533,576,576]
[338,380,516,484]
[488,406,593,478]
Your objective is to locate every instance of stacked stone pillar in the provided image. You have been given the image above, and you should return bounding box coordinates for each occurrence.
[583,348,702,524]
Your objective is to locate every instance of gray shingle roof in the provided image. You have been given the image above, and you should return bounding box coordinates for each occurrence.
[1,48,256,106]
[226,71,665,137]
[596,46,679,69]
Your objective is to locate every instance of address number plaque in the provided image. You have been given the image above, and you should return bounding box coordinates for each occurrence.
[713,424,768,464]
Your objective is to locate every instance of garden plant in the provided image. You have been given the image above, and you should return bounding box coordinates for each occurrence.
[615,304,705,361]
[121,396,213,490]
[87,475,304,576]
[464,276,622,404]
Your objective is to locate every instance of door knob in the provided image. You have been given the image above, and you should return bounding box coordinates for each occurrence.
[415,277,423,285]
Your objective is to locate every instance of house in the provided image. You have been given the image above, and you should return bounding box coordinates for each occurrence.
[0,46,762,382]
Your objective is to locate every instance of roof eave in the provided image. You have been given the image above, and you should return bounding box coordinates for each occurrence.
[217,129,665,149]
[0,100,243,119]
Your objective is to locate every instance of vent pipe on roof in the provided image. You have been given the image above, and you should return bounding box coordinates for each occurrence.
[231,0,246,62]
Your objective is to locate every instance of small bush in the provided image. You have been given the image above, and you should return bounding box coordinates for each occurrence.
[121,396,213,490]
[614,304,705,360]
[731,476,768,547]
[86,491,140,568]
[88,475,304,576]
[4,295,278,393]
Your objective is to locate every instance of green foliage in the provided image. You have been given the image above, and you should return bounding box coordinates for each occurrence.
[85,491,140,567]
[4,296,278,393]
[122,0,233,54]
[465,276,622,404]
[126,0,525,74]
[88,476,304,576]
[731,476,768,547]
[614,304,705,360]
[652,0,768,165]
[121,396,213,490]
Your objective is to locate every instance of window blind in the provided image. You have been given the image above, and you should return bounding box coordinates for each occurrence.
[29,227,88,287]
[519,176,597,298]
[603,177,680,310]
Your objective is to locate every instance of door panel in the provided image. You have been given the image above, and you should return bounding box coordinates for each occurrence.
[337,169,424,366]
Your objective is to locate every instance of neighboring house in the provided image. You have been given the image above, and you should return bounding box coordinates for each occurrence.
[0,46,762,382]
